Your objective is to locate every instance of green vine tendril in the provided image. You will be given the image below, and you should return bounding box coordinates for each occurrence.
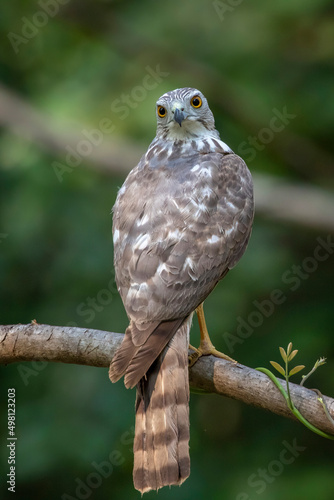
[256,342,334,440]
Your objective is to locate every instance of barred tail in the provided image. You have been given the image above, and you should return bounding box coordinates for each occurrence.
[133,318,191,494]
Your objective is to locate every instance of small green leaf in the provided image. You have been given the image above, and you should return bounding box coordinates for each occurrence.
[279,347,287,363]
[289,365,305,376]
[317,357,327,367]
[270,361,285,376]
[288,349,298,362]
[287,342,293,356]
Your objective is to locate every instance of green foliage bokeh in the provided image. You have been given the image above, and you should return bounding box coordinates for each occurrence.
[0,1,333,499]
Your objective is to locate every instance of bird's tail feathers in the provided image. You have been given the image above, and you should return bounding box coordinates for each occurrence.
[109,318,185,389]
[133,318,191,494]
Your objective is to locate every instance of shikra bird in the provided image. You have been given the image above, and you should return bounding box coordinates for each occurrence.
[109,87,254,493]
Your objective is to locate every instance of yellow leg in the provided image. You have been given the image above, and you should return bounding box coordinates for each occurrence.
[189,302,237,367]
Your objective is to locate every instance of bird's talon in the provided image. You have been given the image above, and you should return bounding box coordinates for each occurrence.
[188,342,237,367]
[188,353,198,367]
[188,345,200,367]
[191,303,238,366]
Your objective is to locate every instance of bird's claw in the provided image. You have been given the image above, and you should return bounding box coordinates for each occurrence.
[188,341,237,367]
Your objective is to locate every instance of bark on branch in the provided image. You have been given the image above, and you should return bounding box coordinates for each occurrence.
[1,324,333,436]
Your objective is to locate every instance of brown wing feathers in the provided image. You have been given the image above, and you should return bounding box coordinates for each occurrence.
[109,317,186,389]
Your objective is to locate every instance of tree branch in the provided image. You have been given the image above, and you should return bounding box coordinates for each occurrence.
[1,83,334,232]
[1,324,333,435]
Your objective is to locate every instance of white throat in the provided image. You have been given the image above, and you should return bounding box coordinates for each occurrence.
[165,119,218,141]
[161,120,232,154]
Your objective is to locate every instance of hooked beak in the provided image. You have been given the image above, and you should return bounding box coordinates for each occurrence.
[174,108,185,127]
[172,103,187,127]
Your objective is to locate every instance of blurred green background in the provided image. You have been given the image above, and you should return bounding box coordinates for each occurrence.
[1,0,334,499]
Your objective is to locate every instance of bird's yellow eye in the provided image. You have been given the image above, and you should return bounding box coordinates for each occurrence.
[157,106,166,117]
[191,95,202,108]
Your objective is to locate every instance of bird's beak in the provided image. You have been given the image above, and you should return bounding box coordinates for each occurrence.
[174,108,185,127]
[172,103,186,127]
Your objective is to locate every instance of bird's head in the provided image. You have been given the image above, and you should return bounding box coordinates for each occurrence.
[155,87,217,141]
